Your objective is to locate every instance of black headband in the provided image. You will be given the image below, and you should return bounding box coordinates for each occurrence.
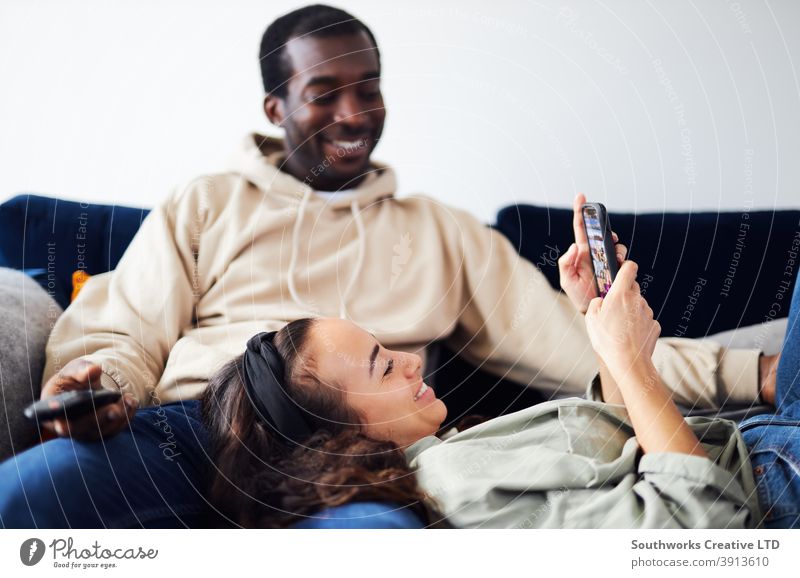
[242,331,313,444]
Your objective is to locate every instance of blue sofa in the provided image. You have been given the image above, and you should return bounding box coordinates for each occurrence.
[2,194,796,335]
[1,193,798,528]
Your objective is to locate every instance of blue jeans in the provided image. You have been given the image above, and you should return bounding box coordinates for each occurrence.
[0,402,424,529]
[739,279,800,529]
[0,401,211,528]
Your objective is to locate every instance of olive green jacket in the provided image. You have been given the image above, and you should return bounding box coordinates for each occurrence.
[406,382,760,529]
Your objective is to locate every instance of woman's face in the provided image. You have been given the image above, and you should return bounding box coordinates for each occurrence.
[308,318,447,447]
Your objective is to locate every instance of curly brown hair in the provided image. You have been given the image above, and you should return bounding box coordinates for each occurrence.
[200,317,444,528]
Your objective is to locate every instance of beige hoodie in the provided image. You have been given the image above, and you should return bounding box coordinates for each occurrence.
[42,134,760,408]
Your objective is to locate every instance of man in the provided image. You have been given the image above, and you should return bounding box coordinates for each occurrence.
[0,5,777,528]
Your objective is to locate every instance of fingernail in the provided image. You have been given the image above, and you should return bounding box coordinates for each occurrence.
[124,395,139,409]
[54,422,64,436]
[108,410,120,421]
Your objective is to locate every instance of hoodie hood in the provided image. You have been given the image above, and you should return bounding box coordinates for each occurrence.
[227,132,399,319]
[227,133,398,210]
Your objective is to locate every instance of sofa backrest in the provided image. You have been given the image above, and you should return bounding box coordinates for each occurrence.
[0,194,150,309]
[2,193,797,337]
[497,204,800,338]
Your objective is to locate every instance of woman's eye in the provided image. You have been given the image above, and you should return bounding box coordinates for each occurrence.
[383,359,393,377]
[361,91,381,101]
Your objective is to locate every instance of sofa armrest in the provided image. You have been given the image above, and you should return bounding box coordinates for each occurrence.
[0,267,63,461]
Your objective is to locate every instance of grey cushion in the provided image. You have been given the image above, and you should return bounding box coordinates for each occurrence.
[0,267,62,461]
[703,317,787,356]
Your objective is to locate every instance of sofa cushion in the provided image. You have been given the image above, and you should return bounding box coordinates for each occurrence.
[0,194,149,309]
[496,204,800,338]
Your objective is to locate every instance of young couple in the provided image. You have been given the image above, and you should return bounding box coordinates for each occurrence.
[0,5,788,529]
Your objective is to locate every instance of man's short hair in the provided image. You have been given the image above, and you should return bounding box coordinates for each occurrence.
[260,4,381,98]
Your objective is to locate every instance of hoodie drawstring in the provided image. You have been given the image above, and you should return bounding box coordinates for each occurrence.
[339,199,366,319]
[286,190,367,320]
[287,188,312,312]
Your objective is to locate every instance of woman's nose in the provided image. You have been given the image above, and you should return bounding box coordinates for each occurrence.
[403,352,422,377]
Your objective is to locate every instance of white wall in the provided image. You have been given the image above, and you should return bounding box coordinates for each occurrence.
[1,0,798,222]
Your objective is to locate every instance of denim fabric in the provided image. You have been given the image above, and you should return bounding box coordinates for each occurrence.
[0,400,425,529]
[291,502,424,529]
[739,279,800,529]
[0,401,211,528]
[740,414,800,528]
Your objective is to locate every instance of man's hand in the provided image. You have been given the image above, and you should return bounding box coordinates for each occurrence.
[39,359,138,441]
[558,192,627,313]
[759,353,779,406]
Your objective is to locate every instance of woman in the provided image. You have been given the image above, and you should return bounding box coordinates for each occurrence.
[201,261,799,528]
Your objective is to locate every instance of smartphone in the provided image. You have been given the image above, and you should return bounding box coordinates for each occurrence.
[581,202,620,298]
[24,389,121,423]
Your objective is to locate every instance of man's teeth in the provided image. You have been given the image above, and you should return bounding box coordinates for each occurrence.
[332,139,365,151]
[414,382,429,401]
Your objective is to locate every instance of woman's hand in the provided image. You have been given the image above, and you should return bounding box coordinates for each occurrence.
[584,260,660,370]
[39,359,138,441]
[558,193,627,313]
[583,261,706,457]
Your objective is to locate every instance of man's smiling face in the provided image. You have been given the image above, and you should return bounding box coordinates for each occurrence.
[264,31,386,191]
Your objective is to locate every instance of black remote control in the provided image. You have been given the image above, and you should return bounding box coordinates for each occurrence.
[24,389,122,423]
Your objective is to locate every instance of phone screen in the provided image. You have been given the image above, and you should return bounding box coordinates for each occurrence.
[582,205,614,297]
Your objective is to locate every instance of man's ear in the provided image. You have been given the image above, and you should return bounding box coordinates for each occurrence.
[264,94,285,127]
